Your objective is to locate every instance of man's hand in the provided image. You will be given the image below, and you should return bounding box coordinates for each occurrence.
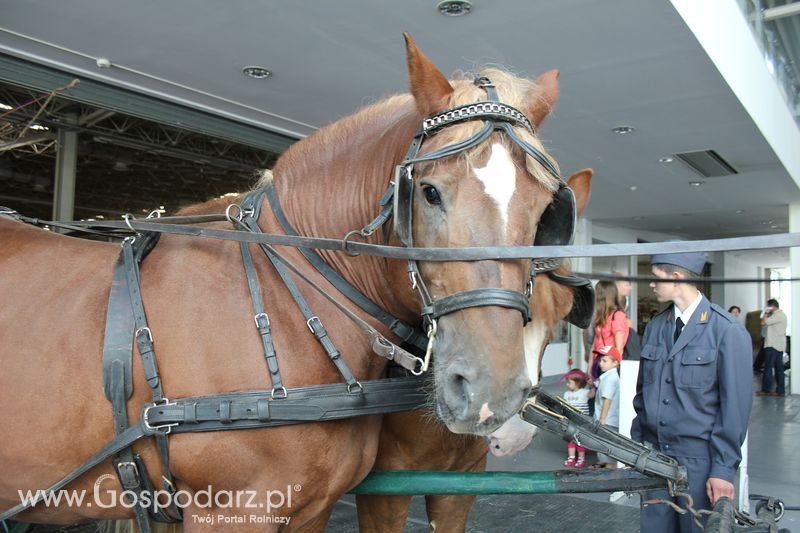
[706,477,734,505]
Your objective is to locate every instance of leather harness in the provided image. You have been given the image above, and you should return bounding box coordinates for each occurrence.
[0,76,594,529]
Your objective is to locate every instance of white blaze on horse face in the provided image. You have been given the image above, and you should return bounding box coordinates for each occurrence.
[473,143,517,234]
[522,320,548,388]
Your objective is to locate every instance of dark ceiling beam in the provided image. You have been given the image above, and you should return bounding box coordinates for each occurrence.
[0,53,298,154]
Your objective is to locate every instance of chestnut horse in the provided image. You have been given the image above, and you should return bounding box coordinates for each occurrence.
[357,169,593,533]
[2,36,574,531]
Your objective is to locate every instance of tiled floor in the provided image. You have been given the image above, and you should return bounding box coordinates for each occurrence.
[327,372,799,532]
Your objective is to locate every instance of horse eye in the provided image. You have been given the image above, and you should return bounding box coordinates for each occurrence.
[422,185,442,205]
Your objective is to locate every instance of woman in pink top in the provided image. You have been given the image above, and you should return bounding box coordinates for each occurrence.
[591,281,629,379]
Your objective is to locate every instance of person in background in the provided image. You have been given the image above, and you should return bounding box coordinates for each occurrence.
[727,305,741,318]
[757,299,787,397]
[591,281,628,380]
[614,271,633,314]
[588,345,621,470]
[632,251,752,533]
[561,369,591,468]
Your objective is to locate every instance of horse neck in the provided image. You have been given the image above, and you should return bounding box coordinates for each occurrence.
[267,96,420,320]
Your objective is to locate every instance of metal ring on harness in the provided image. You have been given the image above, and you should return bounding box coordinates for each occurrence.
[225,203,244,224]
[122,214,140,236]
[271,386,288,400]
[342,230,365,257]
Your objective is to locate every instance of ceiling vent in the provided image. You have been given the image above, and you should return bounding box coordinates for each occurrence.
[674,149,737,178]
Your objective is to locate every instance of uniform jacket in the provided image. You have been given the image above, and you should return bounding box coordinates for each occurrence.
[631,294,752,482]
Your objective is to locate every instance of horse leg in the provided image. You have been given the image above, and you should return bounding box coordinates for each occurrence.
[423,450,488,533]
[357,410,490,532]
[356,494,414,533]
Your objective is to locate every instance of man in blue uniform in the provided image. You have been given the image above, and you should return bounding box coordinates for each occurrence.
[631,251,752,533]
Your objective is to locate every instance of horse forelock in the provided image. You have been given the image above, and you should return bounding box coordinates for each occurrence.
[420,68,560,194]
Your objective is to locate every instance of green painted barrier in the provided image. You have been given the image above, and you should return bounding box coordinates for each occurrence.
[350,469,668,496]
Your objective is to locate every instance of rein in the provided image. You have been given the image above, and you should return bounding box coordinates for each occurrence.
[8,208,799,262]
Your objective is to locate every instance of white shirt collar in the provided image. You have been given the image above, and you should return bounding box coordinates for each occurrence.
[674,291,703,324]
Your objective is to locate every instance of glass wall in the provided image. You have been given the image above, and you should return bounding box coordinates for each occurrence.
[737,0,800,127]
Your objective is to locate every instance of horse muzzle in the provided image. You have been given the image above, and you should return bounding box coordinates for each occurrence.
[435,359,532,436]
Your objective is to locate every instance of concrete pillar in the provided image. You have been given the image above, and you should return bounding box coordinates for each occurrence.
[789,203,800,395]
[52,114,78,221]
[570,217,592,373]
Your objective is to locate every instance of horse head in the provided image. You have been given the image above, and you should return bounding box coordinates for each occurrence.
[390,35,589,435]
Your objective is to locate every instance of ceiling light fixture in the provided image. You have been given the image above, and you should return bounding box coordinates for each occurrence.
[688,180,705,187]
[29,124,49,131]
[242,66,272,79]
[611,125,635,135]
[658,157,673,163]
[437,0,473,16]
[735,209,744,214]
[0,102,12,111]
[629,185,638,191]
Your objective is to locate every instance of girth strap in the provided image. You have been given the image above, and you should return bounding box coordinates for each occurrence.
[421,288,531,323]
[0,376,426,523]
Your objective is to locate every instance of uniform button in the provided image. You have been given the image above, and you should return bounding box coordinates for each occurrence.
[659,421,666,426]
[663,399,670,405]
[666,377,672,384]
[696,356,702,361]
[664,444,670,449]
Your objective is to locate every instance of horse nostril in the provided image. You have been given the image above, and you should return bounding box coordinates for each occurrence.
[446,371,474,416]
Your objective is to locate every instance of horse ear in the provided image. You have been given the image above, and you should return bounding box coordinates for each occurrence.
[566,168,593,217]
[527,69,560,128]
[404,32,454,116]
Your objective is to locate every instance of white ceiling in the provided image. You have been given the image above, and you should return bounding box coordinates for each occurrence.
[1,0,797,239]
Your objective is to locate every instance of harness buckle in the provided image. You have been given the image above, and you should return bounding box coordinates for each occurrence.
[116,460,139,479]
[270,386,288,400]
[135,326,153,344]
[142,399,179,435]
[306,316,322,334]
[254,312,270,329]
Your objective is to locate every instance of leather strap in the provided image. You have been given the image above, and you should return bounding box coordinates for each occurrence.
[239,191,360,390]
[521,388,688,491]
[239,239,284,392]
[0,376,426,523]
[264,185,428,351]
[421,288,531,324]
[19,213,800,262]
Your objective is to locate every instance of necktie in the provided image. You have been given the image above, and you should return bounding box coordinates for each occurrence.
[674,317,684,342]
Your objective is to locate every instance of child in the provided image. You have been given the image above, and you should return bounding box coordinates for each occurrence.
[561,368,591,467]
[588,345,621,469]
